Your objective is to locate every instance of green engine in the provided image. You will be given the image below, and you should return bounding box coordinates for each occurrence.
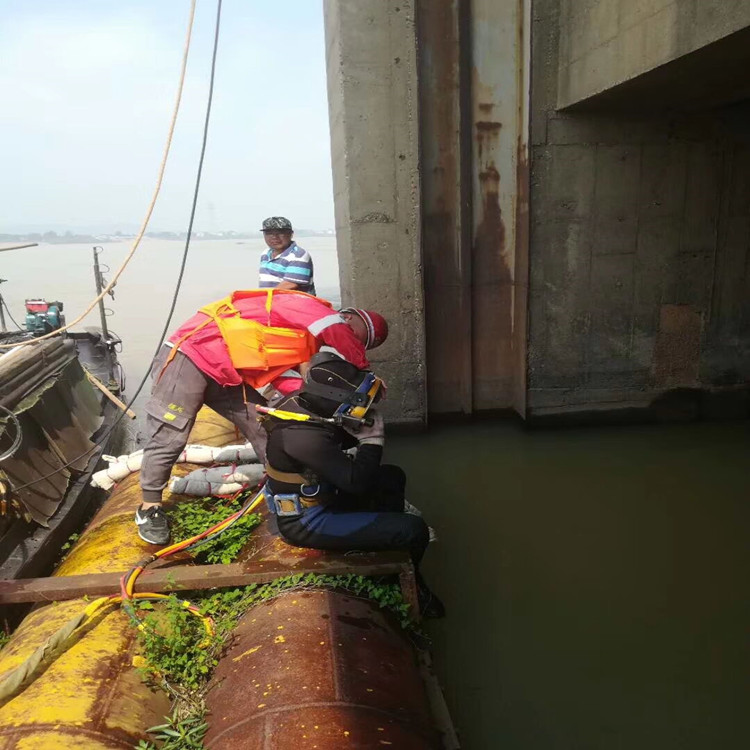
[25,299,65,336]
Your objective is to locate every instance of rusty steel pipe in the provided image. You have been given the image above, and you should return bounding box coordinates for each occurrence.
[205,589,441,749]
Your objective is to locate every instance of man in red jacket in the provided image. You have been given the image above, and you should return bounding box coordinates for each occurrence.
[135,290,388,545]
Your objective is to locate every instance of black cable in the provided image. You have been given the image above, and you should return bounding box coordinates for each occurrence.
[2,298,24,331]
[11,0,224,492]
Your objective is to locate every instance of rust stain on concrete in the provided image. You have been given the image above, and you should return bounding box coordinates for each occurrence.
[472,70,513,409]
[652,304,702,386]
[513,135,530,417]
[475,120,503,133]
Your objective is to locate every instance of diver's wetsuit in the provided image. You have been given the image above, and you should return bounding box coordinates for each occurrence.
[264,396,429,564]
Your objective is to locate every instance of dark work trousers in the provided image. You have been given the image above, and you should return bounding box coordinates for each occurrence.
[276,465,430,564]
[139,347,268,503]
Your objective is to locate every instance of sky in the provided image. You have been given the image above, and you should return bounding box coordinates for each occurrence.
[0,0,335,233]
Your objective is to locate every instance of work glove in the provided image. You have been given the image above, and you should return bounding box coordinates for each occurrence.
[344,409,385,446]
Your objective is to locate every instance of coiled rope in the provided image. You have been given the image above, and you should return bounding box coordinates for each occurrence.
[0,405,23,462]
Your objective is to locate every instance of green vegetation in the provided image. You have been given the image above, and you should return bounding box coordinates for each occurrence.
[135,715,208,750]
[167,494,262,565]
[59,531,80,559]
[133,574,411,749]
[0,630,10,651]
[135,573,410,690]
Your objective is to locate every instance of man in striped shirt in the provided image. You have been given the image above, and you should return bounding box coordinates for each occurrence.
[259,216,315,294]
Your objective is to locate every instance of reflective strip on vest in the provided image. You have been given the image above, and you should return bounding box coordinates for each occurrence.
[307,313,345,337]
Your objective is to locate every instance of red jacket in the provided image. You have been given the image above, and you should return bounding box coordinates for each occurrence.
[169,292,369,393]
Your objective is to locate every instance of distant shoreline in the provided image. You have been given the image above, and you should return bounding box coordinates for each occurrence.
[0,230,335,245]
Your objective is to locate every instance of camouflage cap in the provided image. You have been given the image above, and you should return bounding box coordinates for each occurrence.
[261,216,293,232]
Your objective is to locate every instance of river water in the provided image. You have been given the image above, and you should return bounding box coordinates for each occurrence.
[389,420,749,749]
[1,238,341,422]
[3,240,747,748]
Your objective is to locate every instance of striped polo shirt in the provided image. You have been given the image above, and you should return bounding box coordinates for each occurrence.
[259,242,315,295]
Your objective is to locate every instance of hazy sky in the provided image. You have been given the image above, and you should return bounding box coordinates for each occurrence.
[0,0,335,233]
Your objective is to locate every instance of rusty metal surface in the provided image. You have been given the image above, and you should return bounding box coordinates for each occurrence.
[417,0,473,415]
[204,590,440,749]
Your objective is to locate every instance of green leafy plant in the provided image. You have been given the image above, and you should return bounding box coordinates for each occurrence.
[56,531,80,566]
[135,596,220,691]
[0,630,10,651]
[60,532,79,553]
[135,714,208,750]
[167,494,261,565]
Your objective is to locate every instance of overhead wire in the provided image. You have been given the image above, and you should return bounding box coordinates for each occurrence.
[0,0,198,350]
[0,0,252,703]
[8,0,222,493]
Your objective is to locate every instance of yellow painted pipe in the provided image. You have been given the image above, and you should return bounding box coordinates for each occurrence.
[0,407,237,749]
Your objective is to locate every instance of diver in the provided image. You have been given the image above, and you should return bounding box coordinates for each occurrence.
[262,352,445,618]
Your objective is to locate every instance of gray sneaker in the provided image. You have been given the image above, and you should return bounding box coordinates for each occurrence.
[135,505,171,545]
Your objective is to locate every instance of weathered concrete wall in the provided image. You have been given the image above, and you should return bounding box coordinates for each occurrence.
[324,0,425,425]
[529,0,750,420]
[417,0,530,416]
[558,0,750,108]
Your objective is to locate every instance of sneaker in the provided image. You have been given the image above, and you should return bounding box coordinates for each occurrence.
[134,505,171,545]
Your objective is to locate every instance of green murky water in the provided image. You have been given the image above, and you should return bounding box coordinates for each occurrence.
[389,420,749,750]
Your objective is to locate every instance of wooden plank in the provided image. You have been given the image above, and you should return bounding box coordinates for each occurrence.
[398,565,421,622]
[0,551,412,605]
[85,370,136,419]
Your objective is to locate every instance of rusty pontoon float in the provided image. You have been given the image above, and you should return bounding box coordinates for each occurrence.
[0,408,458,749]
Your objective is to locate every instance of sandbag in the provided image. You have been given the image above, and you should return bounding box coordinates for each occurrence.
[91,443,258,490]
[168,463,265,497]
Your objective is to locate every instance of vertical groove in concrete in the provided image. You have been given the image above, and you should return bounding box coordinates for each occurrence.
[469,0,528,411]
[417,0,473,415]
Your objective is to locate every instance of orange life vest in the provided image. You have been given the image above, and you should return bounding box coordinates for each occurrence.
[162,289,333,389]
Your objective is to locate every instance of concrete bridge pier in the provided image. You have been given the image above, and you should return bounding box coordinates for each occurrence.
[324,0,750,426]
[324,0,530,426]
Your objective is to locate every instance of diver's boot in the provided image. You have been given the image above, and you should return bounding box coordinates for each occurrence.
[416,573,446,619]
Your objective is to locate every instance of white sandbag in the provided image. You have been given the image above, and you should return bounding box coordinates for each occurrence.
[90,443,258,490]
[213,446,258,464]
[168,464,265,497]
